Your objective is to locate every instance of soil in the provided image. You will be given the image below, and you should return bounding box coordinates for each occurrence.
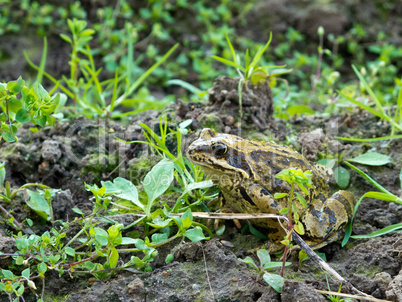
[0,73,401,302]
[1,1,402,302]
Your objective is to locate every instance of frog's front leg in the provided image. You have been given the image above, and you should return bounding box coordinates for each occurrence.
[245,184,288,244]
[301,190,355,248]
[246,184,284,214]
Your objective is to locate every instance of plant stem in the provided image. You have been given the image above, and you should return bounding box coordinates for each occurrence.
[0,203,28,234]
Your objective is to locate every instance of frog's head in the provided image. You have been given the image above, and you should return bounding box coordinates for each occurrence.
[187,128,253,179]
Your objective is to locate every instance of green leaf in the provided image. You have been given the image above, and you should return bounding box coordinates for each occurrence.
[0,161,5,189]
[400,168,402,192]
[15,109,31,123]
[334,166,350,189]
[294,221,305,235]
[0,113,7,122]
[25,189,51,221]
[7,77,25,95]
[211,55,244,71]
[183,228,206,242]
[21,268,30,279]
[8,97,23,113]
[143,159,174,215]
[108,247,119,269]
[165,254,174,264]
[286,105,314,116]
[344,161,392,195]
[38,262,47,276]
[151,233,168,243]
[1,269,15,280]
[351,223,402,239]
[274,192,287,199]
[60,33,72,44]
[317,159,336,169]
[147,217,172,229]
[238,256,258,270]
[65,247,75,257]
[72,208,84,215]
[1,124,15,142]
[120,237,139,245]
[256,249,270,266]
[263,273,285,293]
[295,192,307,207]
[103,177,142,209]
[348,152,393,166]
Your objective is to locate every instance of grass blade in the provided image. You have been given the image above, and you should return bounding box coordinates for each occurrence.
[37,37,47,84]
[225,33,237,64]
[344,161,392,195]
[351,223,402,239]
[352,65,384,115]
[211,56,245,71]
[114,43,179,107]
[335,135,402,141]
[249,32,272,71]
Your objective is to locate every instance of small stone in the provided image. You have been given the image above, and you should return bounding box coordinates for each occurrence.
[386,270,402,302]
[127,278,145,295]
[373,272,392,294]
[41,140,62,163]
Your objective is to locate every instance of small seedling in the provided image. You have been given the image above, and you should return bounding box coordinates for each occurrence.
[274,167,313,276]
[0,77,62,142]
[238,249,290,293]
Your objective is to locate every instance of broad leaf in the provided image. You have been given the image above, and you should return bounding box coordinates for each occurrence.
[348,152,393,166]
[143,159,174,215]
[102,177,142,209]
[334,166,350,189]
[263,273,285,293]
[25,189,50,221]
[183,228,206,242]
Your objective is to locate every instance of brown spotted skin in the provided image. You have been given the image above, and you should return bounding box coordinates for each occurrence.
[187,128,356,252]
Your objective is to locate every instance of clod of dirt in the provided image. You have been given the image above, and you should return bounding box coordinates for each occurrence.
[386,269,402,302]
[298,128,325,161]
[174,241,203,262]
[127,278,146,296]
[51,189,75,220]
[0,234,16,254]
[206,76,273,130]
[281,280,326,301]
[41,140,62,163]
[374,272,392,298]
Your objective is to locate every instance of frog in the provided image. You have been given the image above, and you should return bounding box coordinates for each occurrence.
[187,128,356,253]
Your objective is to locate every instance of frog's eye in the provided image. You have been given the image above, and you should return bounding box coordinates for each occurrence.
[211,142,227,157]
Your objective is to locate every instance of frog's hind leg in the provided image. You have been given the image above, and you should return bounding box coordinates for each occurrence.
[300,190,356,251]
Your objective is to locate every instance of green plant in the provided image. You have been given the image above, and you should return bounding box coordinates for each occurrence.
[273,168,313,276]
[338,65,402,140]
[318,151,394,189]
[342,163,402,246]
[323,276,353,302]
[24,18,178,118]
[0,77,62,142]
[118,114,217,215]
[0,163,53,232]
[238,249,290,293]
[0,157,211,299]
[212,32,291,85]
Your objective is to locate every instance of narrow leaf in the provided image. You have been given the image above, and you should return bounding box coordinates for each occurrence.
[351,223,402,239]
